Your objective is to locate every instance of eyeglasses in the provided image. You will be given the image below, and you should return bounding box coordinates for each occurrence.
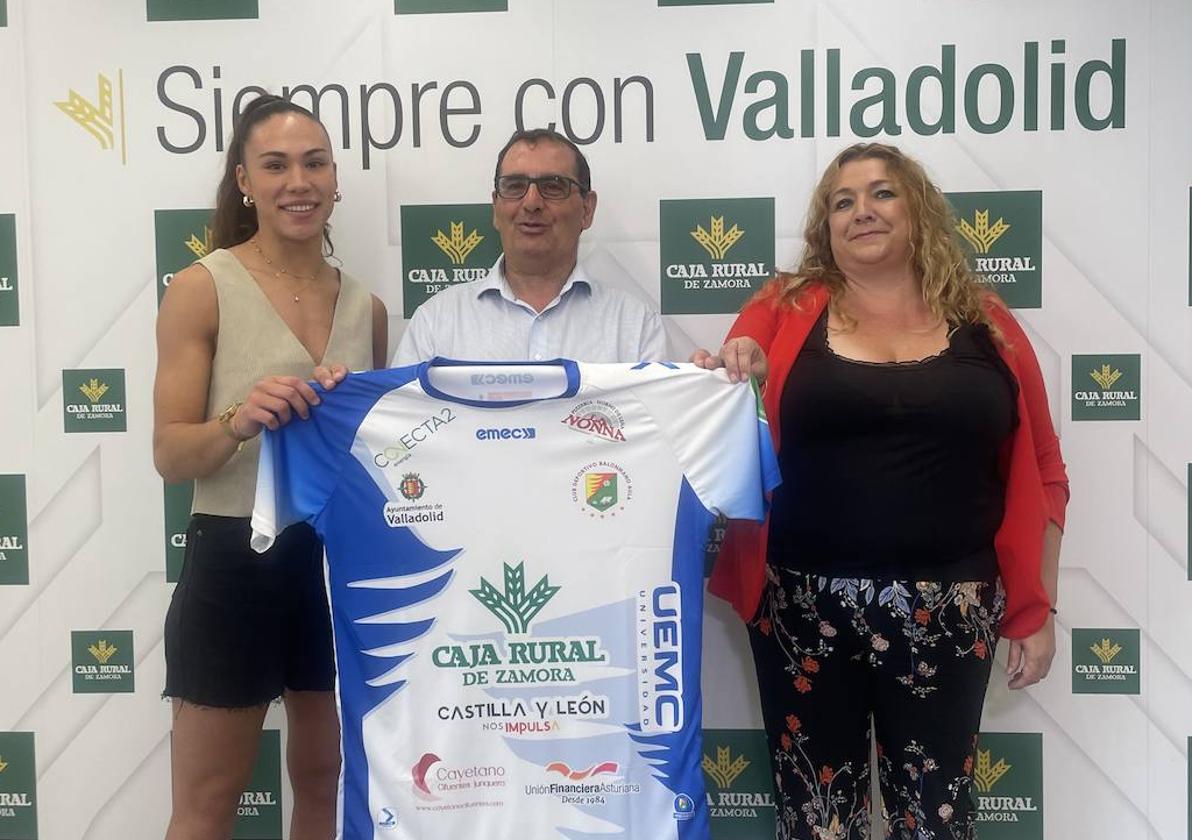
[494,174,588,201]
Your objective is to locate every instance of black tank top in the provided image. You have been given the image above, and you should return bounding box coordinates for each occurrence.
[767,310,1017,580]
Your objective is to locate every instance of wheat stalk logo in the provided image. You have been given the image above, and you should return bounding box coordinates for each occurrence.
[0,756,8,773]
[1090,638,1122,664]
[955,210,1010,254]
[972,749,1011,793]
[702,746,749,789]
[469,562,560,635]
[432,222,484,265]
[691,216,744,260]
[55,73,117,150]
[1089,365,1122,391]
[79,379,109,403]
[184,226,213,259]
[88,640,118,664]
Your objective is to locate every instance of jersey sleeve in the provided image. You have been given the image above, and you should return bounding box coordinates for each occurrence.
[634,365,781,521]
[250,367,421,551]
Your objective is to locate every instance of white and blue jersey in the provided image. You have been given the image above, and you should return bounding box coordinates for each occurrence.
[251,359,779,840]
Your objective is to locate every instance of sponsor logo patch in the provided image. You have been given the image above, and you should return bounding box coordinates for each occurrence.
[702,731,776,837]
[562,399,626,443]
[231,729,282,837]
[400,204,500,317]
[0,475,29,586]
[154,209,213,305]
[660,198,774,314]
[946,191,1043,308]
[1071,354,1140,421]
[63,368,127,433]
[972,732,1043,839]
[395,0,507,12]
[1071,628,1140,694]
[147,0,258,21]
[0,214,18,326]
[0,732,37,838]
[71,630,135,693]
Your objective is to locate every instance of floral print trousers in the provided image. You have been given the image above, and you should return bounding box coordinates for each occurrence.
[747,566,1006,840]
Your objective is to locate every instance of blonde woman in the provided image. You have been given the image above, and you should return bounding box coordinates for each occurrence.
[695,143,1067,840]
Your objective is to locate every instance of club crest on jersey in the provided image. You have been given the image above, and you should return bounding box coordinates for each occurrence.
[400,473,427,500]
[570,461,633,519]
[585,473,618,511]
[561,399,627,443]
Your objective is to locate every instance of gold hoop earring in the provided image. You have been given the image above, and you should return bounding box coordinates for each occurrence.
[242,194,255,207]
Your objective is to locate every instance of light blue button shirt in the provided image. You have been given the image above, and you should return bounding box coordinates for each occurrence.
[392,258,668,365]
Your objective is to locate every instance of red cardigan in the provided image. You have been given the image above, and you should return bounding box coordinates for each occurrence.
[708,283,1069,640]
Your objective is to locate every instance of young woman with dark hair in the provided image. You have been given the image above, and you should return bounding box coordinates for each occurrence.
[153,94,387,839]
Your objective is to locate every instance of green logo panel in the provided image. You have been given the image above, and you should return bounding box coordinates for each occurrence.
[0,1,6,27]
[71,630,135,694]
[400,204,501,318]
[946,190,1043,309]
[396,0,506,13]
[164,481,193,583]
[1071,353,1141,421]
[233,729,282,839]
[660,198,774,315]
[0,475,28,586]
[155,209,213,306]
[0,215,17,326]
[1071,628,1140,695]
[147,0,258,21]
[63,369,127,433]
[973,732,1043,840]
[0,732,37,839]
[702,729,776,839]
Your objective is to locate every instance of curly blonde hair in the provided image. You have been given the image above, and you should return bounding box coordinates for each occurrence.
[762,143,993,331]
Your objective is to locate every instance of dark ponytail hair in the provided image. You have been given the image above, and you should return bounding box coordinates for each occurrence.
[210,94,335,254]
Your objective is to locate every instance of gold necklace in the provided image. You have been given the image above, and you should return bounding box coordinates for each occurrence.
[250,238,324,303]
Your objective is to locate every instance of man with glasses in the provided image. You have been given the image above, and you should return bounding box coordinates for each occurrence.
[392,128,667,364]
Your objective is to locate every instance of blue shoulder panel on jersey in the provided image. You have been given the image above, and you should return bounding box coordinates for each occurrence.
[262,365,458,840]
[309,364,424,434]
[628,478,712,839]
[320,453,463,840]
[262,365,424,527]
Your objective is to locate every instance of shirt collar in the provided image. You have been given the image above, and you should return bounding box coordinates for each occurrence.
[476,256,592,309]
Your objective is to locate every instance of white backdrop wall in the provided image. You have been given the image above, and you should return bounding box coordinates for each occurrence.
[0,1,1189,838]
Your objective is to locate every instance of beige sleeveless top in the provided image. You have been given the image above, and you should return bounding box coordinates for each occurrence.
[193,248,374,517]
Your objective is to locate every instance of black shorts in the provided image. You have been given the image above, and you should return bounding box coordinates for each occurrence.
[163,514,335,707]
